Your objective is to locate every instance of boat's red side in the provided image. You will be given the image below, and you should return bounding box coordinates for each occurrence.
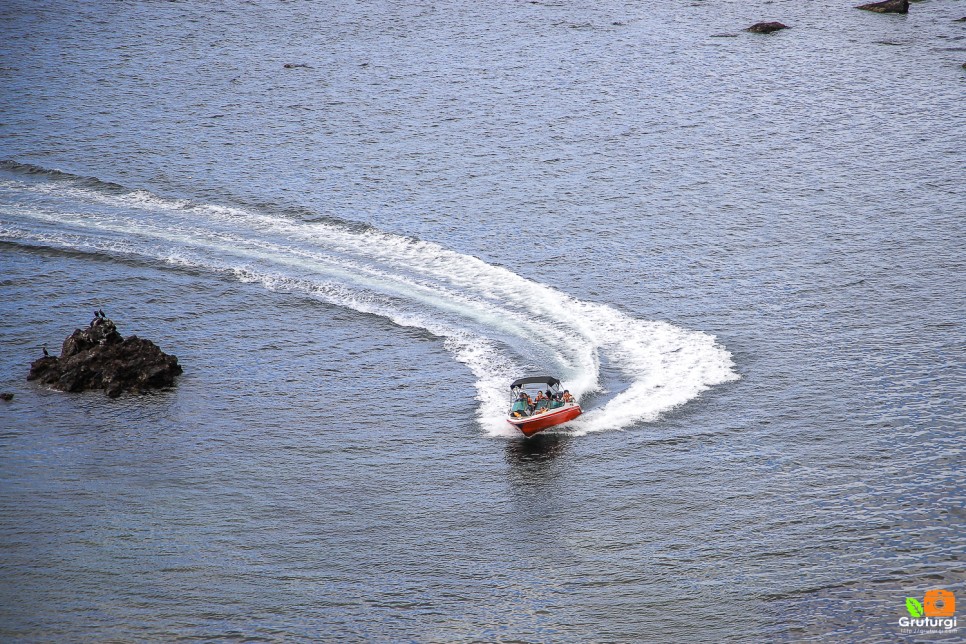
[507,405,582,437]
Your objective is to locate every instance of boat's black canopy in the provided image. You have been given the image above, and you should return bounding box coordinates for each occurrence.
[510,376,561,390]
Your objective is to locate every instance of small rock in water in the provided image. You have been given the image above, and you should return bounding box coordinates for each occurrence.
[856,0,909,13]
[27,316,182,398]
[0,392,13,401]
[745,21,789,34]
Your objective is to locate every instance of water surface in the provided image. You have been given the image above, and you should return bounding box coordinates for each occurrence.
[1,0,964,641]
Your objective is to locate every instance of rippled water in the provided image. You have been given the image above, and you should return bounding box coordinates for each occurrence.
[1,1,964,641]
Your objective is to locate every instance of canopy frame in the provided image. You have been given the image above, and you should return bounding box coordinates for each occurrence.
[509,375,561,390]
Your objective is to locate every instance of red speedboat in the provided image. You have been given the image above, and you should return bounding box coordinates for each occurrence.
[506,376,581,437]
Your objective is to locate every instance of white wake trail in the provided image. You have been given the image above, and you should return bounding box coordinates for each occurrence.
[0,176,739,436]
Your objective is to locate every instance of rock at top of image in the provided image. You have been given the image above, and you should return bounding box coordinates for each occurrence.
[745,21,790,33]
[856,0,910,13]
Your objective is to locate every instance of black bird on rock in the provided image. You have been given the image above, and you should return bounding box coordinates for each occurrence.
[42,345,49,357]
[99,309,106,318]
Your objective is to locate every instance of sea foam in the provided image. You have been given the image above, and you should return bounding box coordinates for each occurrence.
[0,170,739,436]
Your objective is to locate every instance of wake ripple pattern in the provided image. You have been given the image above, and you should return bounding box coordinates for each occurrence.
[0,164,739,436]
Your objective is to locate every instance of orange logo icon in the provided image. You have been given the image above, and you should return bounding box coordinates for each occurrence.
[923,589,956,618]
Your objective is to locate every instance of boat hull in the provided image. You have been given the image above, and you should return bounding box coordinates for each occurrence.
[507,404,582,437]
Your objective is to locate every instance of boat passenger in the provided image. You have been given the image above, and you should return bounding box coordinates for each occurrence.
[533,391,552,413]
[517,391,533,415]
[511,395,530,417]
[562,390,574,403]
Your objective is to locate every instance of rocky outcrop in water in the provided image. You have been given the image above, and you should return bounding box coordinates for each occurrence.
[856,0,909,13]
[746,22,789,34]
[28,316,182,398]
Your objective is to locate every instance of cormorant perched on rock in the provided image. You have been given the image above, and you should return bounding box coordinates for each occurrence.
[98,309,106,318]
[94,309,101,319]
[42,345,49,357]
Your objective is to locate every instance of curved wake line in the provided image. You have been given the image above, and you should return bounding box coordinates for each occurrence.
[0,167,740,436]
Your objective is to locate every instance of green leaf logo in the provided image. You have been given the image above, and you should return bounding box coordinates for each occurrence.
[906,597,924,618]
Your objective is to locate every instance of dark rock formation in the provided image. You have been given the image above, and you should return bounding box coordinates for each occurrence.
[283,63,311,69]
[28,317,182,398]
[746,22,789,33]
[0,392,13,401]
[856,0,909,13]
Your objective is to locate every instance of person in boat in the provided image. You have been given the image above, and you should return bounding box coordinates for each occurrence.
[562,390,574,403]
[549,391,564,409]
[532,390,553,414]
[512,390,533,417]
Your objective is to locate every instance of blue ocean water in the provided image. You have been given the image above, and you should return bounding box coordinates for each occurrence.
[1,1,964,641]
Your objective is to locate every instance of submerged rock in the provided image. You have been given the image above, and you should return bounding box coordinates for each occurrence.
[746,21,789,33]
[28,317,182,398]
[856,0,909,13]
[0,392,13,401]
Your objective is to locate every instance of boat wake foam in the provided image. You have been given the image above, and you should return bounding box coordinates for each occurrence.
[0,161,739,436]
